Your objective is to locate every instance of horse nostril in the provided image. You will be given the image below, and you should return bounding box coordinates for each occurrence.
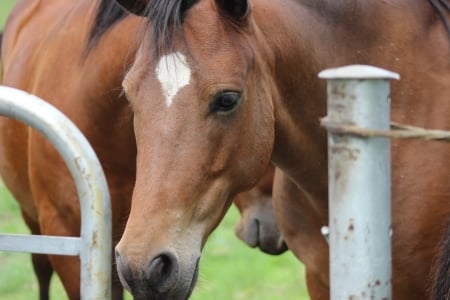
[146,251,180,294]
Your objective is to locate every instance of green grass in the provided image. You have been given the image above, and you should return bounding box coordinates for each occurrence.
[0,2,309,299]
[0,0,15,30]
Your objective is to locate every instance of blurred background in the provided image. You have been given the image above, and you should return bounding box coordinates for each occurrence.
[0,1,309,299]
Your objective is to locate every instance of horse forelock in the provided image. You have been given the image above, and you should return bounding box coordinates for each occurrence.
[143,0,199,59]
[86,0,129,53]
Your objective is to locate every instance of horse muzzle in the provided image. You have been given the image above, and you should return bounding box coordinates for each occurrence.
[115,248,200,300]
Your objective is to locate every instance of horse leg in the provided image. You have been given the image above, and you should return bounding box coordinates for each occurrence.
[46,255,81,300]
[21,211,53,300]
[34,200,124,300]
[305,271,330,300]
[32,254,53,300]
[48,250,124,300]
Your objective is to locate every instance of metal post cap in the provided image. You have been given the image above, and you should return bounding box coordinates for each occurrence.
[318,64,400,80]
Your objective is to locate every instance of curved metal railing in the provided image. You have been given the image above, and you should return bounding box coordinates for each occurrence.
[0,86,111,299]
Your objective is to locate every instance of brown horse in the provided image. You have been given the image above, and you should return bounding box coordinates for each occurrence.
[0,0,284,299]
[107,0,450,299]
[3,0,450,299]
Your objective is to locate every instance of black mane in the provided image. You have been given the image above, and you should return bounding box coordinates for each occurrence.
[143,0,198,59]
[429,0,450,42]
[86,0,129,52]
[430,217,450,300]
[86,0,198,57]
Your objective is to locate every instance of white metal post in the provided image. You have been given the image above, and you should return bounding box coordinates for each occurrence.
[319,65,399,300]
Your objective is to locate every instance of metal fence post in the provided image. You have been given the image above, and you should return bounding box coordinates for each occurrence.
[319,65,399,300]
[0,86,111,299]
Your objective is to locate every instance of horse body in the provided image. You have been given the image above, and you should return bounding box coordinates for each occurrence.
[1,1,140,298]
[1,1,285,298]
[276,1,450,298]
[265,1,450,298]
[111,0,450,299]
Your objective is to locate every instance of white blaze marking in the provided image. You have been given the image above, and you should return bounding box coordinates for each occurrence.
[156,52,191,107]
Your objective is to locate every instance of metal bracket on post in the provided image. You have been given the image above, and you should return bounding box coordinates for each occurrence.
[0,86,111,299]
[319,65,399,300]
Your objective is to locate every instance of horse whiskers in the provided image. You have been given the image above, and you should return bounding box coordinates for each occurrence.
[429,0,450,43]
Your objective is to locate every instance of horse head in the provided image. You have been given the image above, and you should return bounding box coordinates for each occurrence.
[114,0,277,298]
[234,164,287,255]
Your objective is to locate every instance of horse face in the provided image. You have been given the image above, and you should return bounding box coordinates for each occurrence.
[115,0,275,298]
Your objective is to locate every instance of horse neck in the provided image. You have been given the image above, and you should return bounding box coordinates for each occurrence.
[251,0,338,203]
[251,0,435,204]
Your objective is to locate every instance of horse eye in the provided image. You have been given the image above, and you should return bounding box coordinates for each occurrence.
[210,91,241,114]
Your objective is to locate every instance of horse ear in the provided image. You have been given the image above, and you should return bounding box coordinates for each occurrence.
[216,0,250,20]
[115,0,149,16]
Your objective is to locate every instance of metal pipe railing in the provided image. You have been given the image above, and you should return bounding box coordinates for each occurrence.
[0,86,111,299]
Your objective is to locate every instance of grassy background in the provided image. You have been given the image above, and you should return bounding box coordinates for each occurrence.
[0,1,15,28]
[0,1,309,299]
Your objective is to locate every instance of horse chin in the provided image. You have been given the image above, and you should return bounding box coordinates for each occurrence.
[236,217,288,255]
[184,259,200,300]
[259,235,288,255]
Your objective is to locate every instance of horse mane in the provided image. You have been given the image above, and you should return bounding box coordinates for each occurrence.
[429,0,450,42]
[86,0,129,52]
[142,0,198,59]
[430,217,450,300]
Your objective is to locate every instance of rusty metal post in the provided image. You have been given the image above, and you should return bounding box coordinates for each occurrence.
[0,86,111,299]
[319,65,399,300]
